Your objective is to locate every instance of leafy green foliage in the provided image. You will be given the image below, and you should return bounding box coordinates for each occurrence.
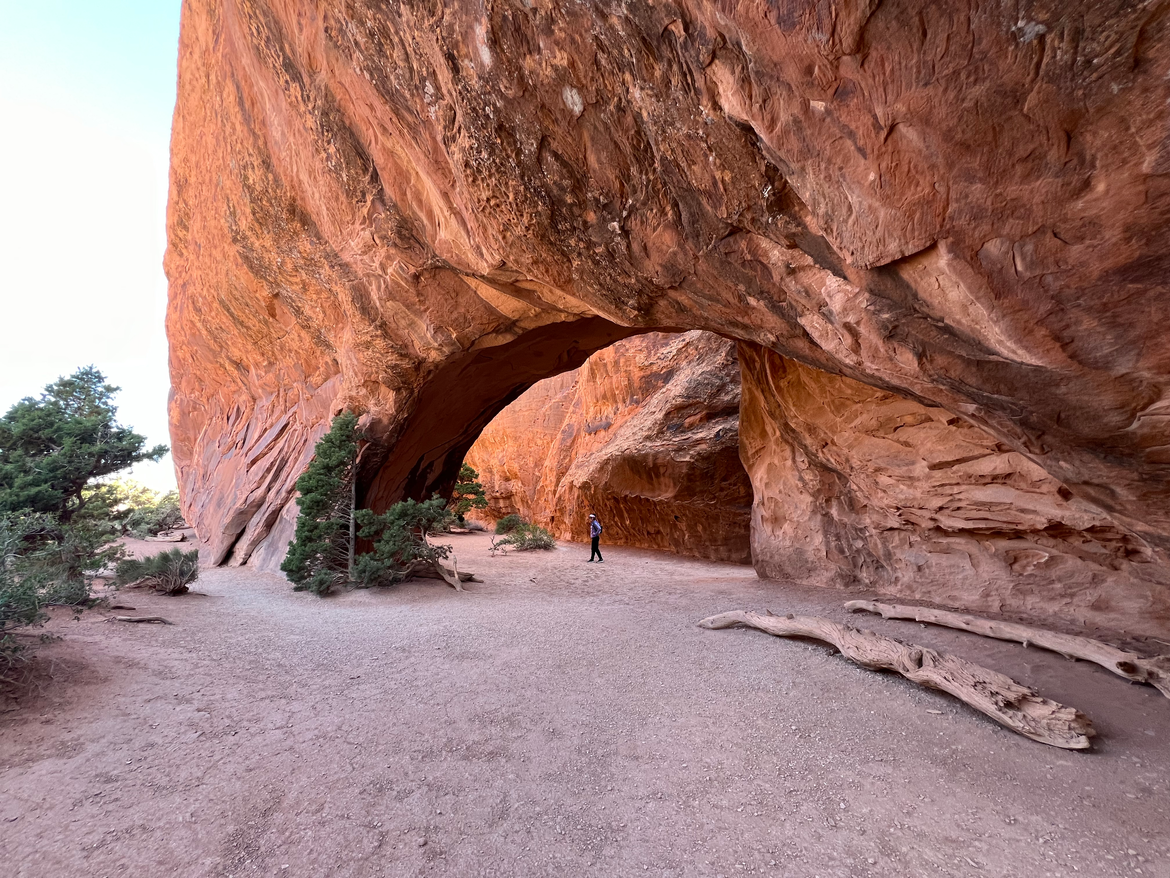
[493,522,556,552]
[0,513,55,672]
[76,479,155,529]
[449,463,488,524]
[115,549,199,595]
[123,490,184,537]
[23,519,124,606]
[352,497,452,587]
[426,505,459,534]
[78,480,185,537]
[281,412,360,596]
[0,367,167,523]
[0,369,164,678]
[495,513,523,534]
[0,511,122,679]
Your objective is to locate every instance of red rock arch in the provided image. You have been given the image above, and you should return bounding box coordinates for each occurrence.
[358,316,646,512]
[167,0,1170,635]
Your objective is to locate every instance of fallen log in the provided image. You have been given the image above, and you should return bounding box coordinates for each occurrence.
[698,610,1095,750]
[433,554,463,591]
[846,600,1170,700]
[401,557,479,587]
[145,531,186,543]
[408,567,478,583]
[112,616,172,625]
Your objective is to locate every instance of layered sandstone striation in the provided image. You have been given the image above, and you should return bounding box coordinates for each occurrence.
[739,345,1170,633]
[168,1,1170,635]
[466,332,752,563]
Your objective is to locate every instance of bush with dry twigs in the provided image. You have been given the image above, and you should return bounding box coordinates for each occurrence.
[114,549,200,595]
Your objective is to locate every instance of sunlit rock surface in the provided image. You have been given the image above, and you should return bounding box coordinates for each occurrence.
[466,332,751,563]
[739,345,1170,636]
[168,1,1170,634]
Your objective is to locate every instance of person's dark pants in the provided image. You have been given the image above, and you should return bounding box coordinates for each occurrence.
[590,536,603,561]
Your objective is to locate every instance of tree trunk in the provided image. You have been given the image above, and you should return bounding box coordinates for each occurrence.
[845,600,1170,699]
[347,475,356,582]
[698,610,1095,750]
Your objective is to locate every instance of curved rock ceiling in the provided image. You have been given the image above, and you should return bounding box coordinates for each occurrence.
[166,1,1170,634]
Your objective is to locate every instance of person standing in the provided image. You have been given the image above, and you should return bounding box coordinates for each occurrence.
[587,513,604,562]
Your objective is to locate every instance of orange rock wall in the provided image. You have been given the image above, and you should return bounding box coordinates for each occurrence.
[167,1,1170,635]
[739,345,1170,637]
[465,332,752,563]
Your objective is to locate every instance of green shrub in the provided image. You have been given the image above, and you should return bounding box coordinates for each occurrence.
[448,464,488,524]
[124,490,185,537]
[282,412,360,596]
[0,512,120,681]
[353,497,452,587]
[495,522,555,551]
[0,513,53,678]
[12,518,122,608]
[115,549,200,595]
[495,514,523,534]
[429,507,459,533]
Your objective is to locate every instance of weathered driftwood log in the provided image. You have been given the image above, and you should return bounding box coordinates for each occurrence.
[112,615,172,624]
[144,531,186,543]
[698,610,1095,750]
[846,600,1170,699]
[399,556,478,589]
[433,554,463,591]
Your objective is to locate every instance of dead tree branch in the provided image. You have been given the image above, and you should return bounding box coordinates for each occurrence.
[698,610,1095,750]
[111,616,172,625]
[846,600,1170,699]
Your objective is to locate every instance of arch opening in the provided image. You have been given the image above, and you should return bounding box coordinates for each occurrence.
[217,313,1170,640]
[459,330,755,564]
[355,316,654,514]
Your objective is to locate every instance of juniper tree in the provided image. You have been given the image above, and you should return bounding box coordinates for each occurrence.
[449,463,488,524]
[352,496,453,586]
[0,512,56,675]
[281,411,361,595]
[0,367,168,522]
[0,367,160,658]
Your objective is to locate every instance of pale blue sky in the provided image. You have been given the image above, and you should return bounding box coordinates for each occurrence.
[0,0,182,490]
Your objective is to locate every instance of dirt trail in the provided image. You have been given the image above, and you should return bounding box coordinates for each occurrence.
[2,534,1168,877]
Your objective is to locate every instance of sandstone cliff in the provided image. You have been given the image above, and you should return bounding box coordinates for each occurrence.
[465,332,752,563]
[739,345,1170,633]
[167,1,1170,636]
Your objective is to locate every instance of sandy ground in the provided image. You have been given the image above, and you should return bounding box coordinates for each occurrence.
[1,533,1168,878]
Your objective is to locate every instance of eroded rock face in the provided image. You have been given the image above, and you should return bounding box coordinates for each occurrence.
[168,1,1170,634]
[739,344,1170,636]
[465,332,752,563]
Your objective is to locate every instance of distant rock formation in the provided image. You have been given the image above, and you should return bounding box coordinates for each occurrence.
[167,1,1170,636]
[466,332,752,563]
